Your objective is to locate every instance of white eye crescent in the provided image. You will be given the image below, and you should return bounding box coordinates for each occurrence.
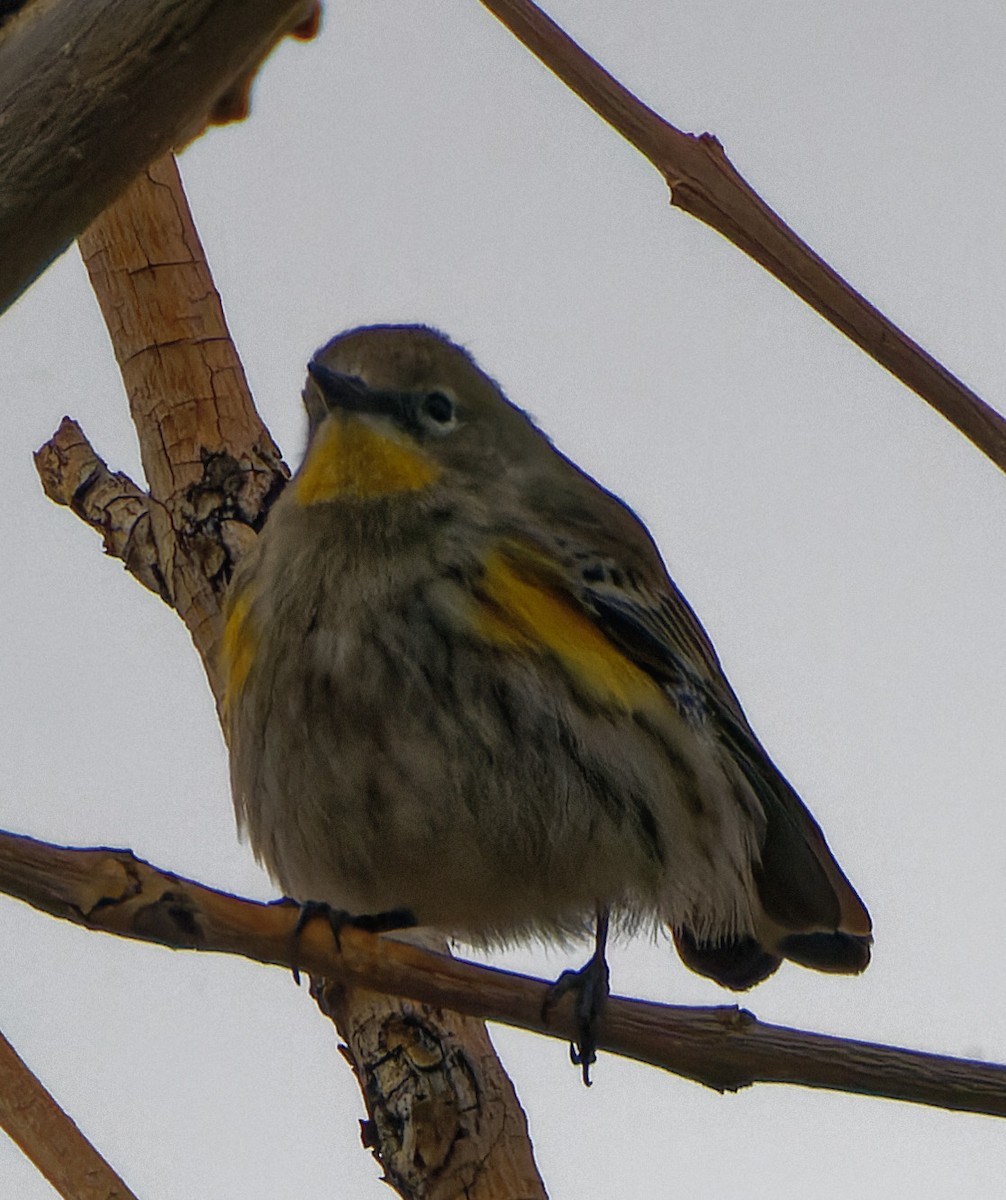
[420,390,457,431]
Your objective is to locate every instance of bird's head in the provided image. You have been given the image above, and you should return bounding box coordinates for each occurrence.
[294,324,551,506]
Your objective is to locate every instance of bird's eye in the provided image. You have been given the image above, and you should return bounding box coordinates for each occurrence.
[422,391,455,425]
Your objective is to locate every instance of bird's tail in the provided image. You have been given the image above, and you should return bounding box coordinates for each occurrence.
[673,735,872,991]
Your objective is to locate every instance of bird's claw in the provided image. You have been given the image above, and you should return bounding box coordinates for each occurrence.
[277,898,417,985]
[543,950,610,1086]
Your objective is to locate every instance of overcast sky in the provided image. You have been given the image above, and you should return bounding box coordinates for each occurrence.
[2,1,1006,1196]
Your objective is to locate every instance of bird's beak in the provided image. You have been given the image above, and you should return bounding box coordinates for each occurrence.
[307,360,403,420]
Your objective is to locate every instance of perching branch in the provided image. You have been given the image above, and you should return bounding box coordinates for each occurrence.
[478,0,1006,472]
[2,828,1005,1119]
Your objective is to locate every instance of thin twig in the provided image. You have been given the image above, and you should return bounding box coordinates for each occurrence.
[478,0,1006,471]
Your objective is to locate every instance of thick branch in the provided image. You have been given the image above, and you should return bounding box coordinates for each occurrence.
[65,156,289,697]
[478,0,1006,472]
[0,0,315,312]
[33,154,544,1200]
[2,828,1005,1120]
[0,1026,138,1200]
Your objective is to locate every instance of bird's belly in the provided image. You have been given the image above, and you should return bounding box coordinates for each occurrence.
[230,596,761,947]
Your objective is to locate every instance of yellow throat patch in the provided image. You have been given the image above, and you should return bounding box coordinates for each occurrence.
[293,415,440,505]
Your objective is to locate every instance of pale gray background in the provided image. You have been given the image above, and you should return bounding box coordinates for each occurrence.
[2,1,1005,1195]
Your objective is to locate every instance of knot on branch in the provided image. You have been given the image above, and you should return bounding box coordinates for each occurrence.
[176,442,288,594]
[34,414,289,646]
[333,996,489,1197]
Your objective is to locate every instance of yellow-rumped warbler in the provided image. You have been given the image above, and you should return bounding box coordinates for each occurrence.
[222,324,870,1025]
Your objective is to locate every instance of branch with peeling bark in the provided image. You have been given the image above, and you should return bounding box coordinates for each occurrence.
[71,155,290,702]
[34,416,170,601]
[3,828,1006,1119]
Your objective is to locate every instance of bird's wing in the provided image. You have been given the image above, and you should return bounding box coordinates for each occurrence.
[494,533,871,943]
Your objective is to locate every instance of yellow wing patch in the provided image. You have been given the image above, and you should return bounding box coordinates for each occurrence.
[473,544,661,711]
[293,415,440,505]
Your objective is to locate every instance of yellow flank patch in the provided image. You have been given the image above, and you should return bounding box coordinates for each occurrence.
[473,545,660,711]
[220,585,257,718]
[293,415,440,505]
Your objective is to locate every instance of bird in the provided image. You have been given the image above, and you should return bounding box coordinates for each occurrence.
[220,323,871,1073]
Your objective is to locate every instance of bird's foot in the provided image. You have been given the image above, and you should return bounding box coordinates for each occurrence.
[273,898,417,984]
[542,910,610,1085]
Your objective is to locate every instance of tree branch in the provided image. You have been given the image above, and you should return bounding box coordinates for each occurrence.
[478,0,1006,471]
[2,828,1005,1120]
[0,0,318,312]
[69,155,290,702]
[33,416,169,601]
[0,1025,138,1200]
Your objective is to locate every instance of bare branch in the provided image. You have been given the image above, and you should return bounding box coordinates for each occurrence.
[2,828,1005,1120]
[478,0,1006,471]
[33,416,169,601]
[0,0,317,312]
[0,1025,138,1200]
[66,155,290,702]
